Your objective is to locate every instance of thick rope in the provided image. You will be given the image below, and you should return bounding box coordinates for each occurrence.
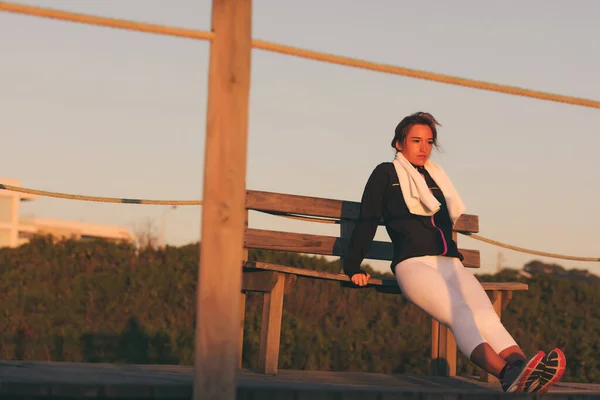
[252,39,600,110]
[1,184,597,262]
[463,233,600,262]
[2,2,600,110]
[0,2,215,41]
[0,184,202,206]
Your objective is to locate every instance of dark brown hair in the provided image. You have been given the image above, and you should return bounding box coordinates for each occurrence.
[391,112,441,150]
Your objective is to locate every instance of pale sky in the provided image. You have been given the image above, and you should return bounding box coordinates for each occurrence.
[1,0,599,276]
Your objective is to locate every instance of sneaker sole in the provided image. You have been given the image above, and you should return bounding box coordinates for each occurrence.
[506,350,546,392]
[532,348,567,394]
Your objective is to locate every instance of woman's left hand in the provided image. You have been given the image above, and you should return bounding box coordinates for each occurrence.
[351,273,371,287]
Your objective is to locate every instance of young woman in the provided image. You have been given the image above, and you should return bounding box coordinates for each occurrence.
[343,112,566,393]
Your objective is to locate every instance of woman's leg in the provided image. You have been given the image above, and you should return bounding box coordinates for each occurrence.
[394,256,508,375]
[441,257,526,366]
[470,343,519,377]
[500,346,527,363]
[396,256,544,392]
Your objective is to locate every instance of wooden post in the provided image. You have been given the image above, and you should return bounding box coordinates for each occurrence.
[239,292,247,369]
[429,231,458,377]
[431,320,456,376]
[239,209,249,369]
[339,217,355,274]
[194,1,252,399]
[430,319,440,374]
[258,272,286,375]
[445,328,457,376]
[479,290,503,383]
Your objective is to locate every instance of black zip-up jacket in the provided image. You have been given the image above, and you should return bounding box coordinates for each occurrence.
[343,162,463,277]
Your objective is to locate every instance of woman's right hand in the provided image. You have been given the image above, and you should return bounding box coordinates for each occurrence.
[351,272,371,287]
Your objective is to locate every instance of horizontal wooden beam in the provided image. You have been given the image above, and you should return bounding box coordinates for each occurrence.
[242,271,280,292]
[244,228,480,268]
[246,190,479,233]
[244,261,529,292]
[242,270,297,293]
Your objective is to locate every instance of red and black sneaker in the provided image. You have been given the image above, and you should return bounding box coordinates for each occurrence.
[526,348,566,393]
[501,350,546,392]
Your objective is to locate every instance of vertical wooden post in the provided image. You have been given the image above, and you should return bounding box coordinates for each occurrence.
[430,319,440,374]
[258,272,286,375]
[431,320,457,376]
[239,209,249,368]
[339,217,355,274]
[194,1,252,399]
[239,292,247,368]
[437,323,451,376]
[447,231,459,376]
[432,234,465,376]
[479,290,503,383]
[443,327,457,376]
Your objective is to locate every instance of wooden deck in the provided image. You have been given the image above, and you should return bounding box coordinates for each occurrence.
[1,361,599,399]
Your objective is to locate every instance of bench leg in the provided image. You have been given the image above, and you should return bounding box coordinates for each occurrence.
[239,292,246,369]
[431,319,457,376]
[479,290,503,383]
[258,272,286,375]
[446,328,457,376]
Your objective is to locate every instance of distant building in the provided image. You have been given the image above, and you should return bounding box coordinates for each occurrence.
[0,178,135,248]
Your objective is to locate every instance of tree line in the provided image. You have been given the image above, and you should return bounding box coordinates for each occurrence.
[1,236,598,383]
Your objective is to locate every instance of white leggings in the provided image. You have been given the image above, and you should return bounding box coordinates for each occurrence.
[394,256,518,358]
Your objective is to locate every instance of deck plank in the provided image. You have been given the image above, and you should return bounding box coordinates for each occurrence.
[1,361,598,399]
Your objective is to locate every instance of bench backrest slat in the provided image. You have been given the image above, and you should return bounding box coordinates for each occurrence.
[245,228,480,268]
[246,190,479,233]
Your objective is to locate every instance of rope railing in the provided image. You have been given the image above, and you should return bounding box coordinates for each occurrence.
[0,183,202,206]
[461,233,600,263]
[252,40,600,110]
[2,1,600,110]
[0,2,215,41]
[1,184,598,263]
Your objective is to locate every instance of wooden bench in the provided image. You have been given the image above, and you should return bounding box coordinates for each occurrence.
[239,189,528,383]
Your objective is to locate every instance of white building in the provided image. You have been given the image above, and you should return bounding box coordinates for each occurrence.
[0,178,135,248]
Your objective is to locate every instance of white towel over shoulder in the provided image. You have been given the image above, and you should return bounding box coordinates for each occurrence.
[392,152,466,225]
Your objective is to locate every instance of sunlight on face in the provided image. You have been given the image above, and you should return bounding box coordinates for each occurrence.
[395,124,434,166]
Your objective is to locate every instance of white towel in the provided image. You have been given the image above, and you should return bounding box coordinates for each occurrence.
[392,152,466,225]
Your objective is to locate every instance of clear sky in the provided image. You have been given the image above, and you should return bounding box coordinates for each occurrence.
[1,0,599,276]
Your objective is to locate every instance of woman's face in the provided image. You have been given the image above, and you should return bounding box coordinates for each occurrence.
[395,124,434,166]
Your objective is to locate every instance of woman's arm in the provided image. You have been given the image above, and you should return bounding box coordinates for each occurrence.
[343,164,387,281]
